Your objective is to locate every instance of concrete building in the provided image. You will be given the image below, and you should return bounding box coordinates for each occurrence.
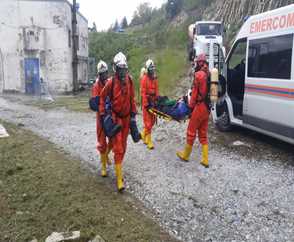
[0,0,88,94]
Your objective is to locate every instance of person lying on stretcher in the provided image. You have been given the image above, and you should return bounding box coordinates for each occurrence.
[148,94,191,121]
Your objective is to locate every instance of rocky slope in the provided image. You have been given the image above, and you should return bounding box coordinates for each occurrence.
[184,0,294,43]
[205,0,294,25]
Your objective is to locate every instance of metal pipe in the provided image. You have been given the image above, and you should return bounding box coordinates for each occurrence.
[72,0,78,93]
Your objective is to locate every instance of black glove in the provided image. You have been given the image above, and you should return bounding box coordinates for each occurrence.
[131,112,136,118]
[183,95,188,104]
[145,103,153,110]
[130,117,141,143]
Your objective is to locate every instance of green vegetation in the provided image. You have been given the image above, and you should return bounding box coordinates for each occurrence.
[88,0,244,99]
[89,2,190,98]
[0,121,178,242]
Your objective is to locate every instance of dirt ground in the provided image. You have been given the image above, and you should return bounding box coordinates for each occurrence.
[0,121,178,242]
[1,94,294,242]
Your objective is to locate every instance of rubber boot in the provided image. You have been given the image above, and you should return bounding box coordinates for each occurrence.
[176,144,192,162]
[115,163,125,192]
[200,144,209,168]
[100,153,108,177]
[141,129,147,145]
[146,133,154,150]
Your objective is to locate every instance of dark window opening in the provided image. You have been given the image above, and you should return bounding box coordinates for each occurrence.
[196,23,222,36]
[227,38,247,116]
[248,34,293,79]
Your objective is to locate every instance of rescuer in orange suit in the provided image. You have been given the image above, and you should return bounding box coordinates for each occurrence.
[177,54,210,168]
[99,52,137,191]
[140,59,159,150]
[91,60,112,177]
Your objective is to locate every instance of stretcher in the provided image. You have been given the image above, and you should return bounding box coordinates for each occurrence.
[147,97,191,122]
[148,108,174,122]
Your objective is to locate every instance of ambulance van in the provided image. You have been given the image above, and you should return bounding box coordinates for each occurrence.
[213,4,294,144]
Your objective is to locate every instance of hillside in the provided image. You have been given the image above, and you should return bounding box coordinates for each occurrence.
[89,0,294,97]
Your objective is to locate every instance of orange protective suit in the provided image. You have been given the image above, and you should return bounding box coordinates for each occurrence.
[99,74,137,164]
[91,78,112,154]
[140,74,159,135]
[186,64,210,146]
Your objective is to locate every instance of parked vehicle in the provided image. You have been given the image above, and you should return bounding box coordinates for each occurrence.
[188,21,226,71]
[212,4,294,144]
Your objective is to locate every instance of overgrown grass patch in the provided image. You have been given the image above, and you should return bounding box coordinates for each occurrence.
[21,92,91,113]
[0,121,178,242]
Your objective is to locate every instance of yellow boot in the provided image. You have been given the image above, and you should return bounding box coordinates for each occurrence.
[141,129,147,145]
[146,133,154,150]
[176,144,192,161]
[200,144,209,168]
[115,163,125,192]
[100,153,108,177]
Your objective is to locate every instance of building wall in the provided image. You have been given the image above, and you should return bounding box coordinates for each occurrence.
[0,0,88,94]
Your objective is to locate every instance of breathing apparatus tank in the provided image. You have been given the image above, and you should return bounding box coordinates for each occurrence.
[210,68,219,103]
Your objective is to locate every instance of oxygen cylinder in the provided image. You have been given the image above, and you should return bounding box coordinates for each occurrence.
[210,68,219,103]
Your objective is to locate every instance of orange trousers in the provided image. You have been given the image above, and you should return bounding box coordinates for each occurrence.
[142,108,156,135]
[111,115,131,164]
[187,103,209,146]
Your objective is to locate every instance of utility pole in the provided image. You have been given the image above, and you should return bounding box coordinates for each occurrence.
[72,0,78,93]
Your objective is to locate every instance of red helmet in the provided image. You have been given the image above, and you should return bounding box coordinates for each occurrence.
[196,54,207,63]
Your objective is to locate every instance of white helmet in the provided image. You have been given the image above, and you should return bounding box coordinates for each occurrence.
[145,59,155,70]
[97,60,108,74]
[113,52,128,69]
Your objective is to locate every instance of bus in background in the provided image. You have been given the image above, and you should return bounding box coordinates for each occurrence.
[212,4,294,144]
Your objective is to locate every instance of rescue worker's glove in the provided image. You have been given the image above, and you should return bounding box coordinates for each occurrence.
[131,112,136,118]
[102,114,122,138]
[183,95,188,104]
[145,104,153,111]
[145,99,155,111]
[130,115,141,143]
[89,96,99,112]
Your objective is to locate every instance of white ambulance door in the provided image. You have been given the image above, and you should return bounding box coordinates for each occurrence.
[243,34,294,139]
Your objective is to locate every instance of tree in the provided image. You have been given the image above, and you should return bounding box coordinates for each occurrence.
[130,2,153,26]
[113,19,119,31]
[166,0,183,20]
[121,17,128,29]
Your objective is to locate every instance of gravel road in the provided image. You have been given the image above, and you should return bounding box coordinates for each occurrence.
[1,95,294,242]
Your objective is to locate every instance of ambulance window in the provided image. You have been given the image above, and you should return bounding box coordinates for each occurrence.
[228,39,247,70]
[248,34,293,79]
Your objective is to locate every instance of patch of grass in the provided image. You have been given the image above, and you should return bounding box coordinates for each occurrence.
[128,47,188,98]
[0,121,178,242]
[25,92,91,113]
[155,48,188,95]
